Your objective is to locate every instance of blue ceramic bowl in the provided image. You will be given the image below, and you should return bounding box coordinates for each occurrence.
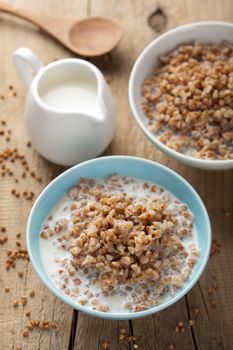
[27,156,211,320]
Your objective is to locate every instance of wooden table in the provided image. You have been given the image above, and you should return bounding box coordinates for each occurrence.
[0,1,232,349]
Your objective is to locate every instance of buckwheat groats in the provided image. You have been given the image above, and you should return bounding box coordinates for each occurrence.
[40,174,199,313]
[141,41,233,160]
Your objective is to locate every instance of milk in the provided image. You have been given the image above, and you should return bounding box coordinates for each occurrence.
[40,76,100,115]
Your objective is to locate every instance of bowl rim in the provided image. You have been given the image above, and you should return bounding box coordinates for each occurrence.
[26,155,211,320]
[128,21,233,170]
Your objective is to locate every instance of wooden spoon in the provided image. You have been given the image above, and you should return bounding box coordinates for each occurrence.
[0,2,123,57]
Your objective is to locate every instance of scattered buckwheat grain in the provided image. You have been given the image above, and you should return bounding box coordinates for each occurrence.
[189,319,195,326]
[29,289,35,298]
[13,299,19,307]
[22,330,29,338]
[102,341,109,349]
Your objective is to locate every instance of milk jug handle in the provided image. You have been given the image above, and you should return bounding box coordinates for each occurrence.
[13,48,43,89]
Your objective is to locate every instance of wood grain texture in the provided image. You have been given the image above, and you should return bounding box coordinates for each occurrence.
[0,0,232,350]
[74,315,131,350]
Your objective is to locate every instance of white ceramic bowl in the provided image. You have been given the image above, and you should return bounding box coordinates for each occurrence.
[129,21,233,170]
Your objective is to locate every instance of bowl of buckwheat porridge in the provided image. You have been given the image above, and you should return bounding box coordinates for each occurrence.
[129,22,233,170]
[27,156,211,319]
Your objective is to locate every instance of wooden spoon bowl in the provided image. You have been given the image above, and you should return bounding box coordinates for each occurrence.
[69,17,123,56]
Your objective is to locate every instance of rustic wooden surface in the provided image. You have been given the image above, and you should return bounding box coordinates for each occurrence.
[0,1,232,349]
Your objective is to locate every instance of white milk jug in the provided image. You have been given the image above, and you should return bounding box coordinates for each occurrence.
[13,48,115,166]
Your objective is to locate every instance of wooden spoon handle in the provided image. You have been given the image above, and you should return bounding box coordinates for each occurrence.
[0,2,44,28]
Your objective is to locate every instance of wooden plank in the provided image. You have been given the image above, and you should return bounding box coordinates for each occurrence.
[129,299,196,350]
[74,315,131,350]
[162,2,233,349]
[0,1,88,349]
[185,169,233,350]
[73,0,233,350]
